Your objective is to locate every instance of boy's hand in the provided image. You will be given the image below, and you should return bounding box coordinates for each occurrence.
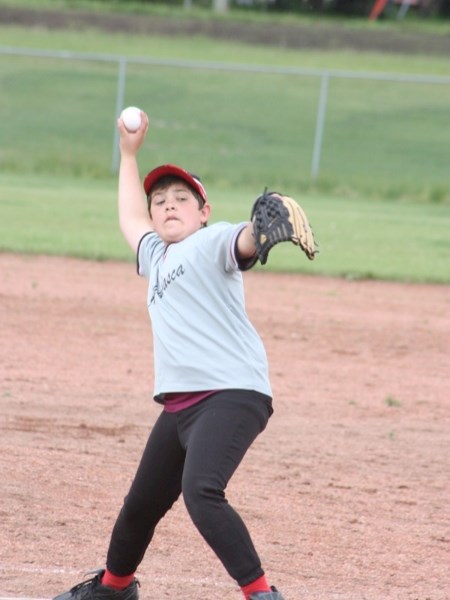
[117,110,149,157]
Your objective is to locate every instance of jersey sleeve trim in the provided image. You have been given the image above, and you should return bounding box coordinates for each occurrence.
[136,231,154,275]
[232,222,258,272]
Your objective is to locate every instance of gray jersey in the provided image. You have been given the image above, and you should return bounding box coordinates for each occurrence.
[137,222,272,399]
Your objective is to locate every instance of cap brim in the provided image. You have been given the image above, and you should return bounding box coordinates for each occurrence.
[143,164,207,203]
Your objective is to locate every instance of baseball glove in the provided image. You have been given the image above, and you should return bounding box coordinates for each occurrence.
[251,188,317,265]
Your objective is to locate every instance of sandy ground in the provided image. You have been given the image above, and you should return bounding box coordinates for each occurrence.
[0,253,449,600]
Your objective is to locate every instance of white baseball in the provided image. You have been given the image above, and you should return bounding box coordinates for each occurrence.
[121,106,142,132]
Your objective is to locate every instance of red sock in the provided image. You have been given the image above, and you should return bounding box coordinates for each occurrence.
[101,569,135,590]
[241,575,271,599]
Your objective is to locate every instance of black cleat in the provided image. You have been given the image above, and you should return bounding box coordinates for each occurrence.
[53,569,139,600]
[249,586,285,600]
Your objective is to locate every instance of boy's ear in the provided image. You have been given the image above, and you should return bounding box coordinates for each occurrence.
[200,202,211,224]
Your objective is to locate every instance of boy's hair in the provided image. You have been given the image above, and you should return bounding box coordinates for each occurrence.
[147,175,205,216]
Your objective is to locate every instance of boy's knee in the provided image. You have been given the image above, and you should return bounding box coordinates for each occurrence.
[183,477,224,524]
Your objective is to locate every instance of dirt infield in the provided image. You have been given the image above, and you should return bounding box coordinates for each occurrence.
[0,253,449,600]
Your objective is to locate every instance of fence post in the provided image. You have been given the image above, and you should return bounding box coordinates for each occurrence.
[111,56,127,174]
[311,72,329,182]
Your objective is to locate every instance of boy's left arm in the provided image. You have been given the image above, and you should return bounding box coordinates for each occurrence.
[235,222,258,270]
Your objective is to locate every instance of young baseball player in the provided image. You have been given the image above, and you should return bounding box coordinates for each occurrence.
[53,110,289,600]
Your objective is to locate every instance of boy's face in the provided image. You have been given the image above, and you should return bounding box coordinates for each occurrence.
[149,182,211,244]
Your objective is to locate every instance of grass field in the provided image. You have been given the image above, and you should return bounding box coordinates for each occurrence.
[1,173,449,283]
[1,47,449,201]
[0,11,449,283]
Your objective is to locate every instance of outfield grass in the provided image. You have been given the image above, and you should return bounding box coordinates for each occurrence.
[2,17,450,74]
[0,10,449,283]
[1,16,449,205]
[0,48,449,203]
[1,173,449,283]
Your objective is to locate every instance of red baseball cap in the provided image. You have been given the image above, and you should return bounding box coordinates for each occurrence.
[143,164,207,203]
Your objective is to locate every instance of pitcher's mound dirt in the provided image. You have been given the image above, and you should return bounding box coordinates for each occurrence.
[0,253,449,599]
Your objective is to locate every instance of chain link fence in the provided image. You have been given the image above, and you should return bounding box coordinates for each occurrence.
[1,46,449,200]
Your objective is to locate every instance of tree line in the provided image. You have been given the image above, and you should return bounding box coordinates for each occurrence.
[126,0,450,17]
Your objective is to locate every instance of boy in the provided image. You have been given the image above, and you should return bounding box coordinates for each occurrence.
[53,111,286,600]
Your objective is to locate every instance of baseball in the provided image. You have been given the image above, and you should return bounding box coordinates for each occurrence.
[121,106,142,132]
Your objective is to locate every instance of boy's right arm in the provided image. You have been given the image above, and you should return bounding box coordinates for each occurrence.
[117,112,153,254]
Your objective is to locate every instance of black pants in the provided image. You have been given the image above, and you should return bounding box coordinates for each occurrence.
[106,389,272,586]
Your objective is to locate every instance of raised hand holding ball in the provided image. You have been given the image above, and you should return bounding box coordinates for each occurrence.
[121,106,142,133]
